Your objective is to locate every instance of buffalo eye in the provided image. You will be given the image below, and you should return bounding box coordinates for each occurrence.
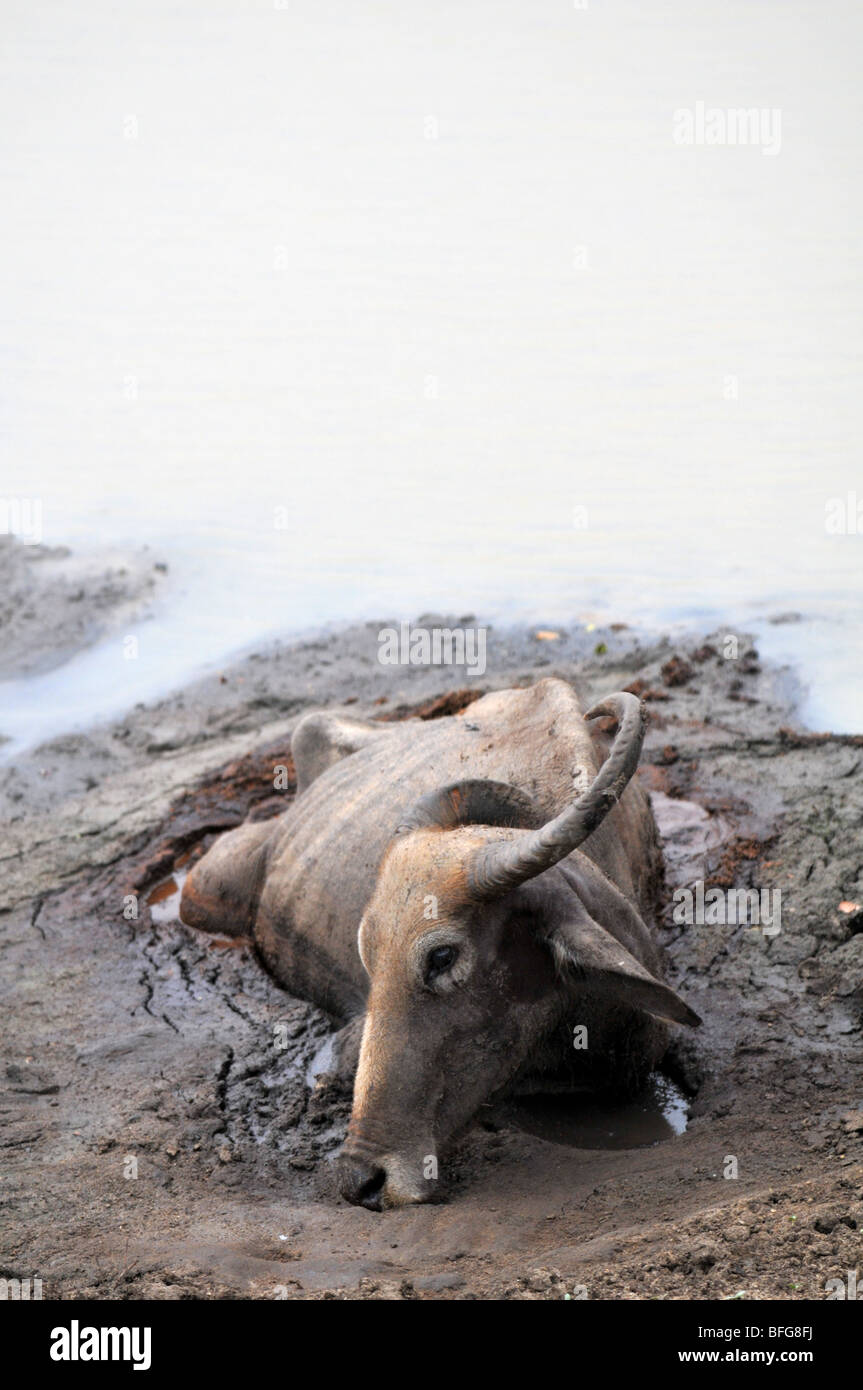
[426,944,457,980]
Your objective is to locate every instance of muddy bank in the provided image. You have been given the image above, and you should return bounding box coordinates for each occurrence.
[0,535,167,681]
[1,619,861,1299]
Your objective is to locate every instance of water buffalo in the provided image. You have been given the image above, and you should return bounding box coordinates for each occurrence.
[180,677,699,1209]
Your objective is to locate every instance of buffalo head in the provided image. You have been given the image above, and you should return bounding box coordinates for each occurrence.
[338,695,699,1209]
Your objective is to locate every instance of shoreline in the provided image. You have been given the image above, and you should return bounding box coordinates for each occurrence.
[0,535,169,683]
[3,536,861,769]
[0,602,809,830]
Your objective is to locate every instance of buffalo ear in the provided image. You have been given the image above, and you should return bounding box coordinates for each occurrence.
[549,908,701,1028]
[396,780,541,836]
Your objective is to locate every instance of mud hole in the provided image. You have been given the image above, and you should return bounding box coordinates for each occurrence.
[2,637,861,1300]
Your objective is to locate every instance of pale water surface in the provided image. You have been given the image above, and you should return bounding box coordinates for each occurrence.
[1,1,861,747]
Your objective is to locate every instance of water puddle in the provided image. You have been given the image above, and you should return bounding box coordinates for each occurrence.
[146,864,189,925]
[145,858,248,949]
[508,1073,689,1150]
[649,790,732,888]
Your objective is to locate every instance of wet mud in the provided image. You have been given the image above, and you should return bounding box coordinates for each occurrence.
[1,621,861,1299]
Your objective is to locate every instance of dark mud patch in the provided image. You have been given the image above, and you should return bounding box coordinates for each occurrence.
[375,688,485,722]
[120,742,298,909]
[2,629,861,1299]
[508,1074,689,1151]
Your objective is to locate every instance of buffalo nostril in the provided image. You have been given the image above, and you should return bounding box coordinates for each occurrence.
[339,1156,387,1211]
[357,1166,386,1211]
